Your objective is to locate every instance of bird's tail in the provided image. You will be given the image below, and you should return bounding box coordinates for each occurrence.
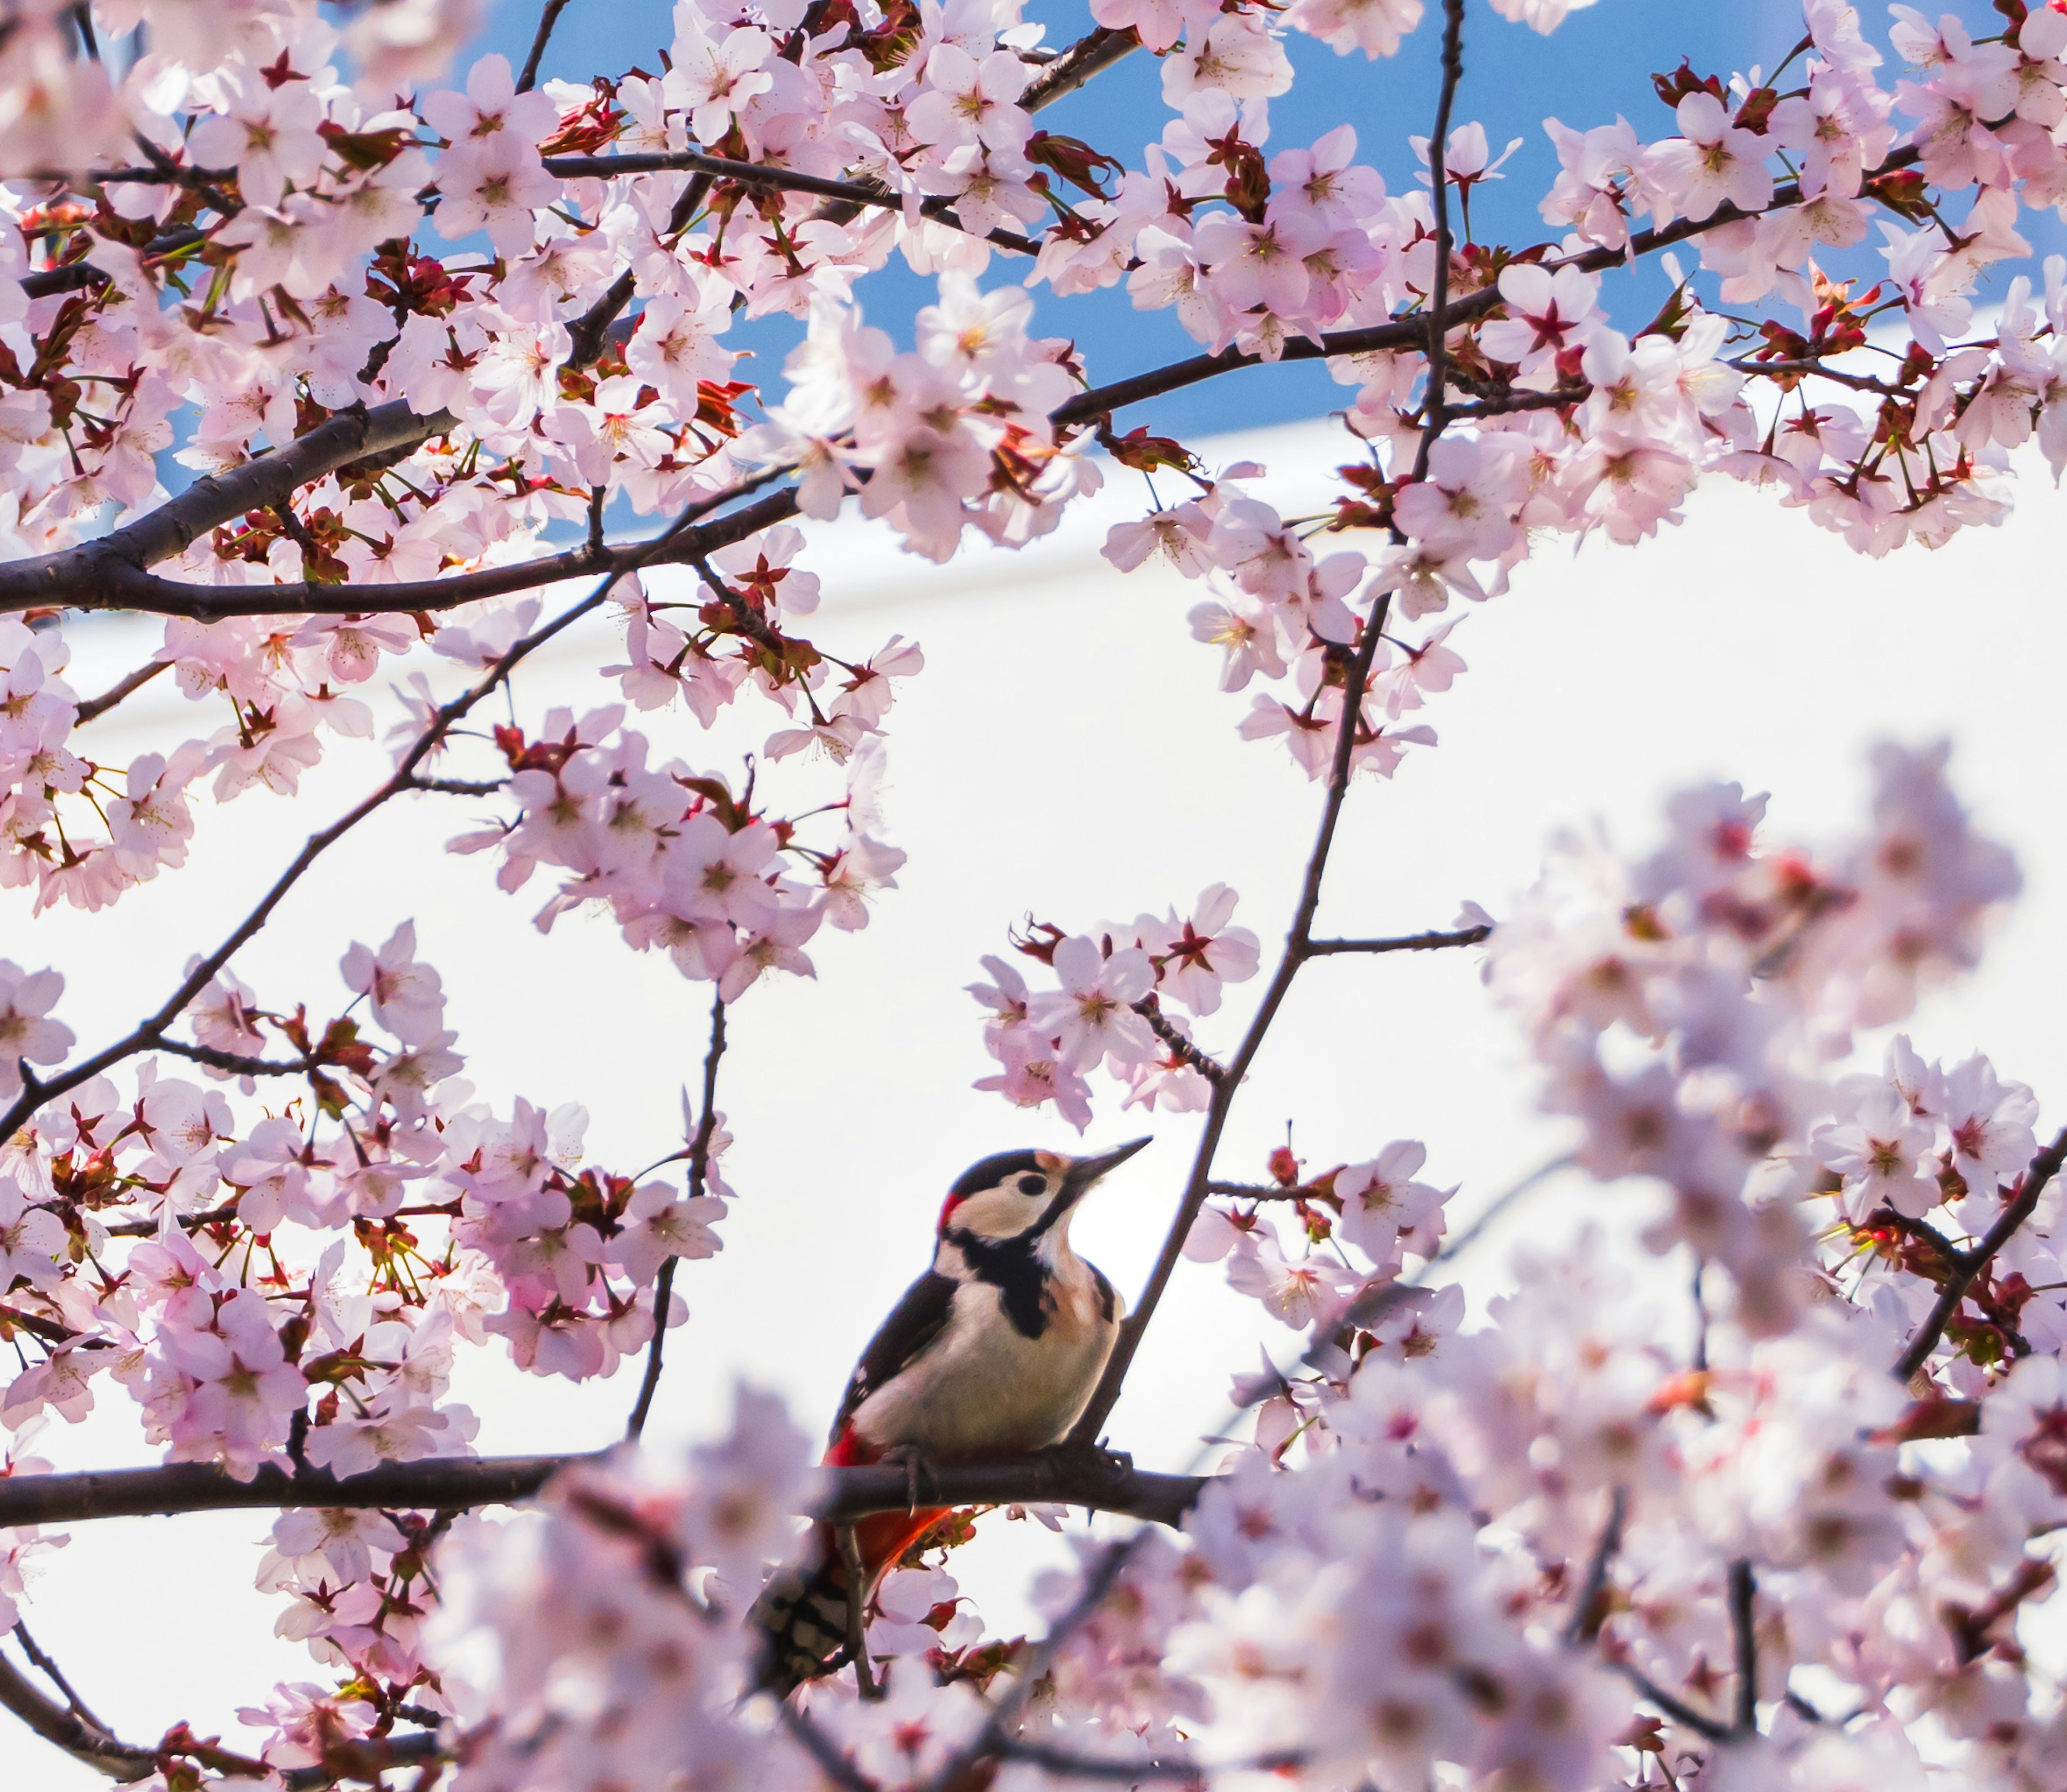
[752,1506,947,1697]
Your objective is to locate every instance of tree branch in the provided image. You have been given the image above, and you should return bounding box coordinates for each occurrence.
[0,1451,1207,1529]
[1063,0,1470,1452]
[1728,1558,1759,1733]
[73,657,169,725]
[541,152,1043,257]
[516,0,574,90]
[1892,1125,2067,1382]
[15,473,799,620]
[0,398,454,611]
[1305,923,1491,956]
[1613,1661,1731,1744]
[146,1039,318,1077]
[0,1648,158,1780]
[1565,1484,1627,1647]
[1020,25,1138,112]
[1131,993,1226,1085]
[1049,146,1924,431]
[625,990,728,1440]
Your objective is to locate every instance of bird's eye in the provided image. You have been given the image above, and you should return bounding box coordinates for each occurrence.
[1017,1175,1046,1195]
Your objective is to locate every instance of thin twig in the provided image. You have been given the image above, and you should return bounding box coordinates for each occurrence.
[1426,1152,1574,1270]
[515,0,574,90]
[1131,993,1226,1084]
[1062,0,1469,1452]
[9,1622,110,1732]
[1564,1485,1628,1647]
[1305,924,1491,956]
[147,1039,318,1077]
[72,658,169,725]
[1614,1661,1732,1744]
[542,151,1043,257]
[626,991,727,1440]
[834,1523,881,1699]
[1893,1125,2067,1381]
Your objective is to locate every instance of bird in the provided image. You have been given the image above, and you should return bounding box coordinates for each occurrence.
[753,1137,1151,1696]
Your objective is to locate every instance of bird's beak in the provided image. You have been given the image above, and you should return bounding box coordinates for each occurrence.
[1060,1135,1153,1202]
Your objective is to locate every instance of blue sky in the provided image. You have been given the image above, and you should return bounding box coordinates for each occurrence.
[472,0,2034,439]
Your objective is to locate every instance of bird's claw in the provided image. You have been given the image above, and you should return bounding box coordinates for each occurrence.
[877,1443,932,1515]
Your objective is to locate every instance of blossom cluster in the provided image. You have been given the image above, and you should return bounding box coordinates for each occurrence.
[0,915,744,1745]
[966,883,1260,1125]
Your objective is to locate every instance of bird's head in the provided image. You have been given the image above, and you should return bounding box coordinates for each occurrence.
[936,1138,1152,1246]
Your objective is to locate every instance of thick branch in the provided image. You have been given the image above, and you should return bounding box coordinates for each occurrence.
[18,474,799,620]
[1892,1125,2067,1382]
[0,1451,1206,1529]
[0,399,454,610]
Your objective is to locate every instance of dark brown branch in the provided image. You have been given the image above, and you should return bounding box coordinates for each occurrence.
[516,0,574,90]
[1305,923,1491,956]
[1051,145,1925,431]
[10,1622,110,1733]
[1565,1484,1627,1647]
[1131,993,1226,1085]
[1020,25,1138,111]
[2,1631,440,1787]
[541,152,1043,257]
[625,990,727,1440]
[1443,388,1586,419]
[0,398,454,610]
[72,657,169,725]
[1614,1661,1731,1744]
[1893,1125,2067,1381]
[1944,1555,2057,1666]
[0,1450,1207,1529]
[20,225,208,298]
[1064,0,1468,1452]
[0,1650,157,1780]
[406,775,509,796]
[16,472,799,620]
[1728,1558,1757,1733]
[147,1039,317,1077]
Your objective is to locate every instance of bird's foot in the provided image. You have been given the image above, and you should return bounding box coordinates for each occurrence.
[875,1443,936,1514]
[1034,1441,1134,1493]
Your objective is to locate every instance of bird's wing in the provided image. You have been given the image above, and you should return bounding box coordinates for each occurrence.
[829,1267,958,1444]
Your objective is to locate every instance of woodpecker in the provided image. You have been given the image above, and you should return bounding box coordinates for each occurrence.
[753,1137,1151,1696]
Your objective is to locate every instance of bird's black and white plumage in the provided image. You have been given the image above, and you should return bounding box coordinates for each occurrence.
[753,1139,1149,1696]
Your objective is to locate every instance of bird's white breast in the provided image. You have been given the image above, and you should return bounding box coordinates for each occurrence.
[849,1255,1121,1457]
